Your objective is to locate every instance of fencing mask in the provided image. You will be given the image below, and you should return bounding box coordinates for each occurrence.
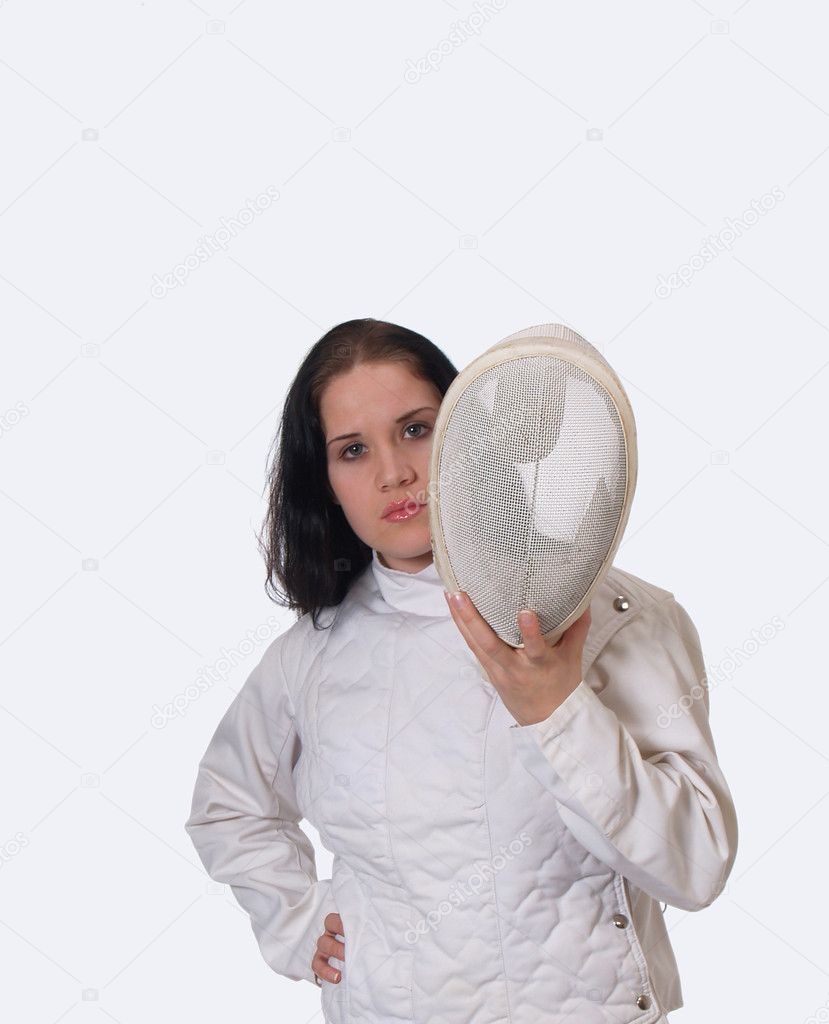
[428,323,637,648]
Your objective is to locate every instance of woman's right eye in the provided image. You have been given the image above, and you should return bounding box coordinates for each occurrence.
[341,443,365,460]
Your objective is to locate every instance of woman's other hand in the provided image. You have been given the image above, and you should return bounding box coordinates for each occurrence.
[312,912,344,984]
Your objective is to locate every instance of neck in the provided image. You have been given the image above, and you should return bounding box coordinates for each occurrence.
[377,549,434,574]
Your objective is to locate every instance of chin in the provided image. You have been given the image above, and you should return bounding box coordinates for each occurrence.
[376,531,433,564]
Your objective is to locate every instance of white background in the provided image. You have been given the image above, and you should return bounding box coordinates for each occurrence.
[1,1,826,1022]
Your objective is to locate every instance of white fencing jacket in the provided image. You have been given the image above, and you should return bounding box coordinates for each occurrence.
[185,549,738,1024]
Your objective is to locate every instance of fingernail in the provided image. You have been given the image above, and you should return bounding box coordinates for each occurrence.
[449,592,464,607]
[518,609,533,625]
[333,971,341,982]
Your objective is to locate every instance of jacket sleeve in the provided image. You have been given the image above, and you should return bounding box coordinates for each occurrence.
[509,594,738,912]
[184,636,337,983]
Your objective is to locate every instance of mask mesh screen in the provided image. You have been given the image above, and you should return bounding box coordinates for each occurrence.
[436,354,628,646]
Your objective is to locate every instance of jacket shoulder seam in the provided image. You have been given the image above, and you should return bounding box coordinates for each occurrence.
[583,572,676,671]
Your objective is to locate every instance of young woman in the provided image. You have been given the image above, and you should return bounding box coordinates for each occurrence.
[184,318,738,1024]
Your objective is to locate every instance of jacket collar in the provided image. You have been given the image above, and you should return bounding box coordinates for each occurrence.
[370,548,449,618]
[366,551,643,666]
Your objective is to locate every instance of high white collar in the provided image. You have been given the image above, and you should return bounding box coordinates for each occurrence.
[370,548,449,618]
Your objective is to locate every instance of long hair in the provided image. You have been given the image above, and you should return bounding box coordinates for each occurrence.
[258,318,459,629]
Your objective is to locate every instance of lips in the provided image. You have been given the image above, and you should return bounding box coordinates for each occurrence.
[383,504,425,523]
[382,498,424,519]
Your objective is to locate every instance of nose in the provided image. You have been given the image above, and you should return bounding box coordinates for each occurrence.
[376,447,416,491]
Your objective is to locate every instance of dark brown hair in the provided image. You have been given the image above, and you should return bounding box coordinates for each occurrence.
[257,318,458,629]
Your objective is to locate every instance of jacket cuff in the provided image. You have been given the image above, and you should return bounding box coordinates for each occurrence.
[510,680,625,838]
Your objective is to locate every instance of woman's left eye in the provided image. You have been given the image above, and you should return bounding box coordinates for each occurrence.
[406,422,429,438]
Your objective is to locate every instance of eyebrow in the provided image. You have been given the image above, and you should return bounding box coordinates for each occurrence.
[326,406,438,447]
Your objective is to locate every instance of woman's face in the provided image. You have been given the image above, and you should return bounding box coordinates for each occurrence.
[320,360,442,573]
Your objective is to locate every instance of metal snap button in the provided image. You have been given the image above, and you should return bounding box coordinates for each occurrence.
[636,994,651,1009]
[612,913,629,928]
[613,595,629,612]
